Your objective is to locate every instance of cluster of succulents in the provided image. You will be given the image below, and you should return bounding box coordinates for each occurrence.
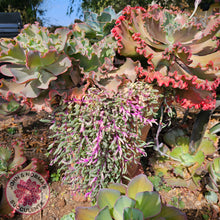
[75,174,187,220]
[111,4,220,110]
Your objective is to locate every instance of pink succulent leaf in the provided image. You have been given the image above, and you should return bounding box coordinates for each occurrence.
[175,87,217,110]
[8,141,26,171]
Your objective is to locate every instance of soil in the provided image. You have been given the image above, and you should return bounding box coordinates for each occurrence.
[0,109,219,220]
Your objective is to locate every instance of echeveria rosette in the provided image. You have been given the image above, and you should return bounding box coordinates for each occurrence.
[112,5,220,110]
[75,174,187,220]
[0,23,72,112]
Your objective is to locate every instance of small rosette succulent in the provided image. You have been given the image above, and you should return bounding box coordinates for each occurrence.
[112,5,220,110]
[75,174,187,220]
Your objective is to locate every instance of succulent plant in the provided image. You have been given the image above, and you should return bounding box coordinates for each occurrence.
[152,127,218,190]
[75,174,187,220]
[48,82,160,199]
[0,141,26,178]
[0,22,73,112]
[0,100,28,115]
[0,141,49,217]
[111,4,220,110]
[74,6,121,41]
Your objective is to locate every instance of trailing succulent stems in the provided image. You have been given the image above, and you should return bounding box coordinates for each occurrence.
[48,82,160,199]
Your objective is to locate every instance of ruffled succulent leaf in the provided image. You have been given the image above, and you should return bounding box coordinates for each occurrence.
[16,22,71,53]
[113,196,136,220]
[0,23,73,112]
[22,158,50,180]
[75,6,121,41]
[75,206,99,220]
[127,174,153,200]
[151,205,187,220]
[112,5,220,110]
[123,207,144,220]
[94,58,140,95]
[0,42,25,64]
[8,141,26,172]
[95,206,112,220]
[97,189,121,215]
[108,183,127,195]
[135,191,161,218]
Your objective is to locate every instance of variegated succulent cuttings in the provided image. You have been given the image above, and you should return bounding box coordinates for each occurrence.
[112,4,220,110]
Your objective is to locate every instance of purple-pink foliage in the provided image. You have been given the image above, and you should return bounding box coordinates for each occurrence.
[48,82,159,199]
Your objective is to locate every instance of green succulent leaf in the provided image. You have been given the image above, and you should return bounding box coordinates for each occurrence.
[75,206,99,220]
[135,191,161,218]
[108,183,127,195]
[197,138,216,156]
[97,189,121,214]
[127,174,153,200]
[123,207,144,220]
[205,191,218,204]
[189,110,212,153]
[95,206,112,220]
[209,123,220,134]
[180,151,205,167]
[6,100,20,112]
[113,196,136,220]
[0,147,11,161]
[151,205,187,220]
[163,129,186,148]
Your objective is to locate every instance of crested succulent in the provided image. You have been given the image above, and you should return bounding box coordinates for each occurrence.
[75,174,187,220]
[112,4,220,110]
[0,140,49,217]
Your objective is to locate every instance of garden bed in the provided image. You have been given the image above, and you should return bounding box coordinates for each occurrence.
[0,109,219,220]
